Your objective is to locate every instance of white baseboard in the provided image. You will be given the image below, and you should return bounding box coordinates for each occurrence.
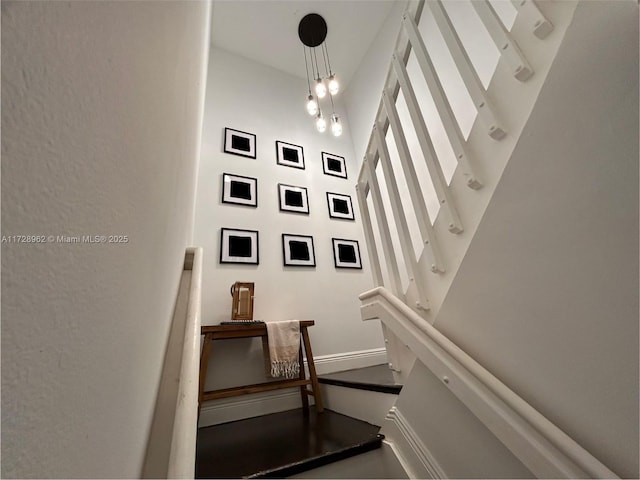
[198,389,303,427]
[198,347,388,427]
[382,407,446,479]
[310,347,388,375]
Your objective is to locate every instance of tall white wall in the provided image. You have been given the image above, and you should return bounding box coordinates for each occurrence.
[1,1,210,478]
[344,0,407,163]
[193,47,385,421]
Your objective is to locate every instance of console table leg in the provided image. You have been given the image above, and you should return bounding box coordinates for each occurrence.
[298,338,309,411]
[198,333,213,418]
[301,327,324,413]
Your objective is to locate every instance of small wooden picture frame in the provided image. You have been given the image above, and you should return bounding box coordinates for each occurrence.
[230,281,255,320]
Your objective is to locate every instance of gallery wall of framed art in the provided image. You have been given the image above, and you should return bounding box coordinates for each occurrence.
[189,47,386,428]
[191,48,385,396]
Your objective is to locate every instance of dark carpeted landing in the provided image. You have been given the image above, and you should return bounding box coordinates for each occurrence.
[195,407,382,478]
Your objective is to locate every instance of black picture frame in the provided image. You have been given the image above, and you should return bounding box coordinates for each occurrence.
[220,228,259,265]
[276,141,305,169]
[332,238,362,269]
[322,152,347,178]
[278,183,309,214]
[221,173,258,207]
[282,234,316,267]
[224,128,256,159]
[326,192,354,220]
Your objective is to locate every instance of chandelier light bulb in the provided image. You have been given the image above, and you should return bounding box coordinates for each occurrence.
[331,114,342,137]
[315,78,327,99]
[316,113,327,133]
[306,95,318,116]
[328,75,339,95]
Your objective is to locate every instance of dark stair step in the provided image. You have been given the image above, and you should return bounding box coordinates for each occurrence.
[318,364,403,394]
[195,407,383,479]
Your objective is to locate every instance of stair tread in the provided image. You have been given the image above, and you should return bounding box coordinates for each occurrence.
[196,407,382,479]
[318,364,402,394]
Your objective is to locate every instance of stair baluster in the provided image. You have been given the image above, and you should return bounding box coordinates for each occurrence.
[373,125,430,312]
[402,13,483,190]
[381,91,445,274]
[427,0,507,139]
[356,183,384,288]
[471,0,534,81]
[389,59,464,234]
[510,0,554,39]
[362,154,404,299]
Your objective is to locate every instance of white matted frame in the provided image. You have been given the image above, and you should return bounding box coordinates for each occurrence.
[224,128,256,159]
[282,234,316,267]
[332,238,362,269]
[326,192,354,220]
[278,183,309,214]
[222,173,257,207]
[322,152,347,178]
[220,228,259,265]
[276,141,305,169]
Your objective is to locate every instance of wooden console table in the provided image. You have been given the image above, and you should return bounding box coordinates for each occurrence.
[198,320,324,416]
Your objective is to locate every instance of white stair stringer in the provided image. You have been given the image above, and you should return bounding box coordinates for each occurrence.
[319,382,398,427]
[360,287,618,479]
[357,0,581,390]
[404,0,581,323]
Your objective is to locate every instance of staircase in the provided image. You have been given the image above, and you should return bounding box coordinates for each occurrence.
[193,1,637,477]
[319,364,402,425]
[355,0,637,478]
[196,365,405,478]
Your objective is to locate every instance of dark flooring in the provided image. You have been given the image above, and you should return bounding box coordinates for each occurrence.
[196,407,382,478]
[318,364,403,394]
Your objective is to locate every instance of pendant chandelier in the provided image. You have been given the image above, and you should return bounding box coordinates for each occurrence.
[298,13,343,137]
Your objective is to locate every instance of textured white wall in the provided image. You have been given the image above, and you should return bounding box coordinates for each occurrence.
[1,1,210,477]
[193,48,384,394]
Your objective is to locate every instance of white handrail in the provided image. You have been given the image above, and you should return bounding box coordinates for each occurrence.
[167,246,203,479]
[360,286,619,479]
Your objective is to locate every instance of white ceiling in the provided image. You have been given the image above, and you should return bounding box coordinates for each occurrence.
[210,0,397,90]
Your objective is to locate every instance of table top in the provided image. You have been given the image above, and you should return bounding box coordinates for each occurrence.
[201,320,314,338]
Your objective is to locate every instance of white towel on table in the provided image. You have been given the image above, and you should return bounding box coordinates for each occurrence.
[265,320,300,379]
